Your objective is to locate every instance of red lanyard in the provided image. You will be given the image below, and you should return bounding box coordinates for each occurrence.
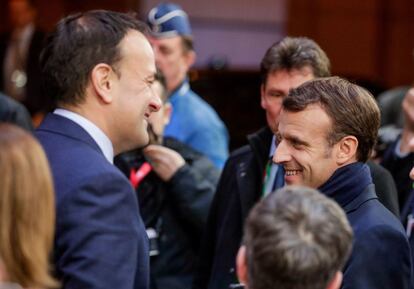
[129,162,152,189]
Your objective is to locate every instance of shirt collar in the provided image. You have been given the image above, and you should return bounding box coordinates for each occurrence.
[54,108,114,163]
[269,135,276,158]
[169,79,190,101]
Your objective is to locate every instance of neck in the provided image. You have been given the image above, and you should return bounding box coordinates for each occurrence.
[167,76,186,94]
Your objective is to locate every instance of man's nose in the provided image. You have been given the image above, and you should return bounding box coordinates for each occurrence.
[273,140,290,164]
[149,94,162,113]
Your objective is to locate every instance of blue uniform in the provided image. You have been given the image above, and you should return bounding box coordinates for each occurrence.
[164,80,229,169]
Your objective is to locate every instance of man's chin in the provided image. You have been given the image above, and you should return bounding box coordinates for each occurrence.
[129,133,150,151]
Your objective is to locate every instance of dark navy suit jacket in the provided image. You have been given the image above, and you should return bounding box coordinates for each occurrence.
[341,184,413,289]
[36,113,149,289]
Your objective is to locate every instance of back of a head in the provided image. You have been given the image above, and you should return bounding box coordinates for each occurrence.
[283,76,381,162]
[260,37,330,85]
[0,124,57,288]
[40,10,147,108]
[244,186,353,289]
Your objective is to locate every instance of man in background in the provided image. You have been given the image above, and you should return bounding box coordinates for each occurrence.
[382,88,414,209]
[146,2,229,169]
[115,72,219,289]
[0,0,51,120]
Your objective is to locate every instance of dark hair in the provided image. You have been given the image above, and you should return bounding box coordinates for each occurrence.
[244,186,353,289]
[260,37,330,85]
[283,76,380,162]
[181,35,194,53]
[40,10,148,106]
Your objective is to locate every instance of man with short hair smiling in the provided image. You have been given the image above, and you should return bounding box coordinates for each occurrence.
[146,2,229,169]
[274,77,413,288]
[36,10,161,289]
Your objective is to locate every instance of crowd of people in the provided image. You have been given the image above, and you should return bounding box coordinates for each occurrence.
[0,1,414,289]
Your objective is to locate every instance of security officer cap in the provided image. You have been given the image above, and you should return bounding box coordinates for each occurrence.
[147,2,192,38]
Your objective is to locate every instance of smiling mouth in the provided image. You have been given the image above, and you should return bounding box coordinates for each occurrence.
[285,169,301,176]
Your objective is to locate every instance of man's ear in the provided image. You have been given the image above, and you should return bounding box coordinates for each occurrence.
[326,271,343,289]
[90,63,115,104]
[260,83,266,109]
[236,246,248,287]
[184,50,196,70]
[335,135,358,165]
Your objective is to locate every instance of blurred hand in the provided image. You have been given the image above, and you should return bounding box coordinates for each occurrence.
[144,145,185,181]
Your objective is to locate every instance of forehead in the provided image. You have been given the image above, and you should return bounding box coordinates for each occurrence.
[119,30,156,72]
[149,35,182,49]
[264,67,314,92]
[279,104,332,138]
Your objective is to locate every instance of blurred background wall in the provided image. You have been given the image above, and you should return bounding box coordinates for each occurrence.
[0,0,413,148]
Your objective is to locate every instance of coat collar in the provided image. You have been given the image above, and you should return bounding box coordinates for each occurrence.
[238,127,273,221]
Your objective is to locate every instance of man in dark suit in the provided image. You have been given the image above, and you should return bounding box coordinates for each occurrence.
[0,0,50,117]
[274,77,413,288]
[36,10,161,289]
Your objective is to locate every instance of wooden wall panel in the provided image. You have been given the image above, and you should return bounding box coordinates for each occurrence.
[316,13,379,79]
[142,0,285,23]
[287,0,414,89]
[0,0,141,33]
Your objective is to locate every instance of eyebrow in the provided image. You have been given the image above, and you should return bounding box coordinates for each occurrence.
[266,88,287,96]
[281,133,310,147]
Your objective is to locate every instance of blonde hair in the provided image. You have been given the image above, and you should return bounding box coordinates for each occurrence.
[0,124,58,288]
